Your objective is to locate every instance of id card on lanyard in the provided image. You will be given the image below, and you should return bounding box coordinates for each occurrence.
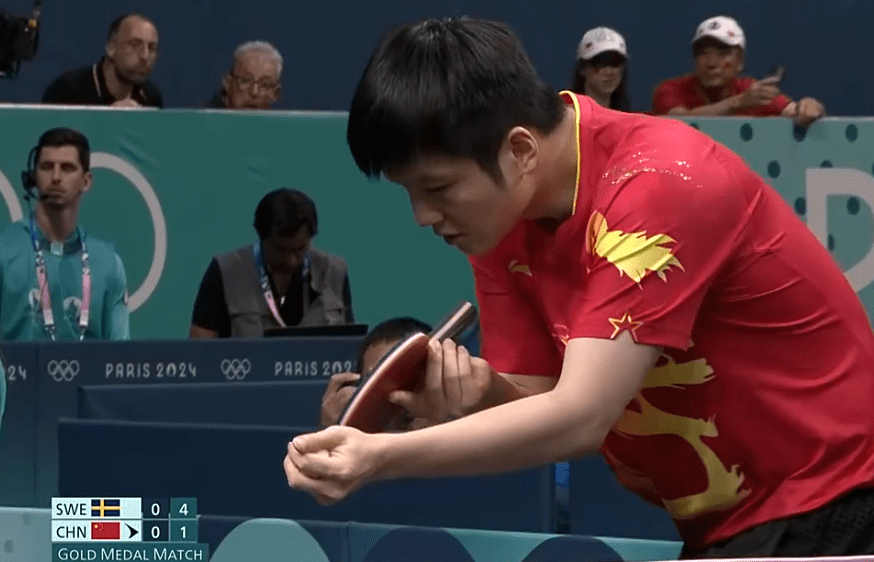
[252,241,309,328]
[30,216,91,341]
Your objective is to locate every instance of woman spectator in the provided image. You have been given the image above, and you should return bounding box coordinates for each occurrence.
[569,26,631,112]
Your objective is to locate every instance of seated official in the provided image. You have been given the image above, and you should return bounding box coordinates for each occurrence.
[190,188,354,338]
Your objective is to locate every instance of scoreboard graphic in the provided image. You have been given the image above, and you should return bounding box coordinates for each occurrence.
[51,497,208,561]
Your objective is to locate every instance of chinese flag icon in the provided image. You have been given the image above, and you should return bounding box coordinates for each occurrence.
[92,521,121,540]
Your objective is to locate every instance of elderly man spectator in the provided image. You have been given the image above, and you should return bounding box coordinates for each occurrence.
[207,41,282,110]
[42,13,162,108]
[652,16,824,126]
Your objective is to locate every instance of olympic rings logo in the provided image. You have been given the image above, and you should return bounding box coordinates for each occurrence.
[47,359,81,382]
[221,358,251,380]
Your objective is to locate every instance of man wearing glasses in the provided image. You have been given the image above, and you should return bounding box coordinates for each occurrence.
[207,41,283,110]
[42,13,163,108]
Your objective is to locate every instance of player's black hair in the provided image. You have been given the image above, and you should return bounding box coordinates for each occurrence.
[107,13,154,42]
[569,59,631,112]
[356,317,433,374]
[36,128,91,171]
[253,188,318,240]
[346,17,565,183]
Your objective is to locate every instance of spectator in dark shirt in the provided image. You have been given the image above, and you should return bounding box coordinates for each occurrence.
[190,188,353,338]
[42,13,162,108]
[207,41,282,110]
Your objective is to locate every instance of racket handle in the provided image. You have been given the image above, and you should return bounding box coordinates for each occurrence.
[429,301,478,343]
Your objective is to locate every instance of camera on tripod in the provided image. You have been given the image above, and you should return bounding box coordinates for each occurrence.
[0,0,42,78]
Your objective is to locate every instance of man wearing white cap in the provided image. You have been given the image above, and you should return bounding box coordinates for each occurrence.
[570,26,631,111]
[652,16,824,126]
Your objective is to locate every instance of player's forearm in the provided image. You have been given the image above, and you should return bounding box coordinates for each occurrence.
[375,389,605,480]
[465,371,556,415]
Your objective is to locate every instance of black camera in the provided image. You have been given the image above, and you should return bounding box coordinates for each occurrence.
[0,0,42,78]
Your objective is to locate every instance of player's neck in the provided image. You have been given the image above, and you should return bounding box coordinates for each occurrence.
[529,105,580,222]
[35,204,79,243]
[102,58,135,101]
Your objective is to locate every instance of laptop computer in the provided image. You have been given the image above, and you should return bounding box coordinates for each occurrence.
[263,324,369,338]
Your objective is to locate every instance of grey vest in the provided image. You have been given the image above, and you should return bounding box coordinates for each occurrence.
[215,244,350,338]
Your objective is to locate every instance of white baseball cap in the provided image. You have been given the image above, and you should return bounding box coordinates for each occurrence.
[576,27,627,61]
[692,16,746,49]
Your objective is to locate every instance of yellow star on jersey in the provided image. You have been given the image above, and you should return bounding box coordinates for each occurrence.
[508,260,532,276]
[608,312,644,341]
[587,211,684,284]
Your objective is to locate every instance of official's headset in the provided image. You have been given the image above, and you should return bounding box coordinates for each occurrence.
[21,145,39,201]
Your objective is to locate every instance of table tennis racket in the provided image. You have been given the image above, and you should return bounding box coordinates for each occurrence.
[338,301,478,433]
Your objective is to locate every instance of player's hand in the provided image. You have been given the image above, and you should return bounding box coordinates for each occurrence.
[388,339,495,427]
[737,78,781,108]
[284,425,384,504]
[790,97,826,127]
[320,372,360,427]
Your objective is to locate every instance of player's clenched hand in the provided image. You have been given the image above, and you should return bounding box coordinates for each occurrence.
[389,339,495,427]
[320,372,360,427]
[284,425,383,504]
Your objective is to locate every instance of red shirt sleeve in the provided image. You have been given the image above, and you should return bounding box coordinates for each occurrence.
[568,170,752,350]
[764,93,791,115]
[469,247,562,377]
[652,78,687,115]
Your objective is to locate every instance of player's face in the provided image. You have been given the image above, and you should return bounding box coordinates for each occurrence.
[34,146,92,209]
[262,227,311,275]
[223,51,282,110]
[693,39,742,88]
[385,151,529,256]
[107,17,158,86]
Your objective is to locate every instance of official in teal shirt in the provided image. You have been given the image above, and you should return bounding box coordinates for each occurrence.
[0,127,130,342]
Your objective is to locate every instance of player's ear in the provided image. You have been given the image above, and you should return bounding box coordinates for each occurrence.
[505,127,539,176]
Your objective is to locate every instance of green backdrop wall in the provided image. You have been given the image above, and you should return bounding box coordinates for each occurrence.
[0,108,872,338]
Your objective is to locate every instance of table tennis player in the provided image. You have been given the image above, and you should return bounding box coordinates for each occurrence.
[284,17,874,557]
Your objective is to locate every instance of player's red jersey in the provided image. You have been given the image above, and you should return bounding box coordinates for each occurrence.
[470,92,874,548]
[652,74,790,116]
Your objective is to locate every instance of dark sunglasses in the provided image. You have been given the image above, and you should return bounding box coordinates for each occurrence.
[587,52,626,69]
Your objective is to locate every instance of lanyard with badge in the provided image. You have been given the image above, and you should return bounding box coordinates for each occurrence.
[29,215,91,341]
[252,241,309,328]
